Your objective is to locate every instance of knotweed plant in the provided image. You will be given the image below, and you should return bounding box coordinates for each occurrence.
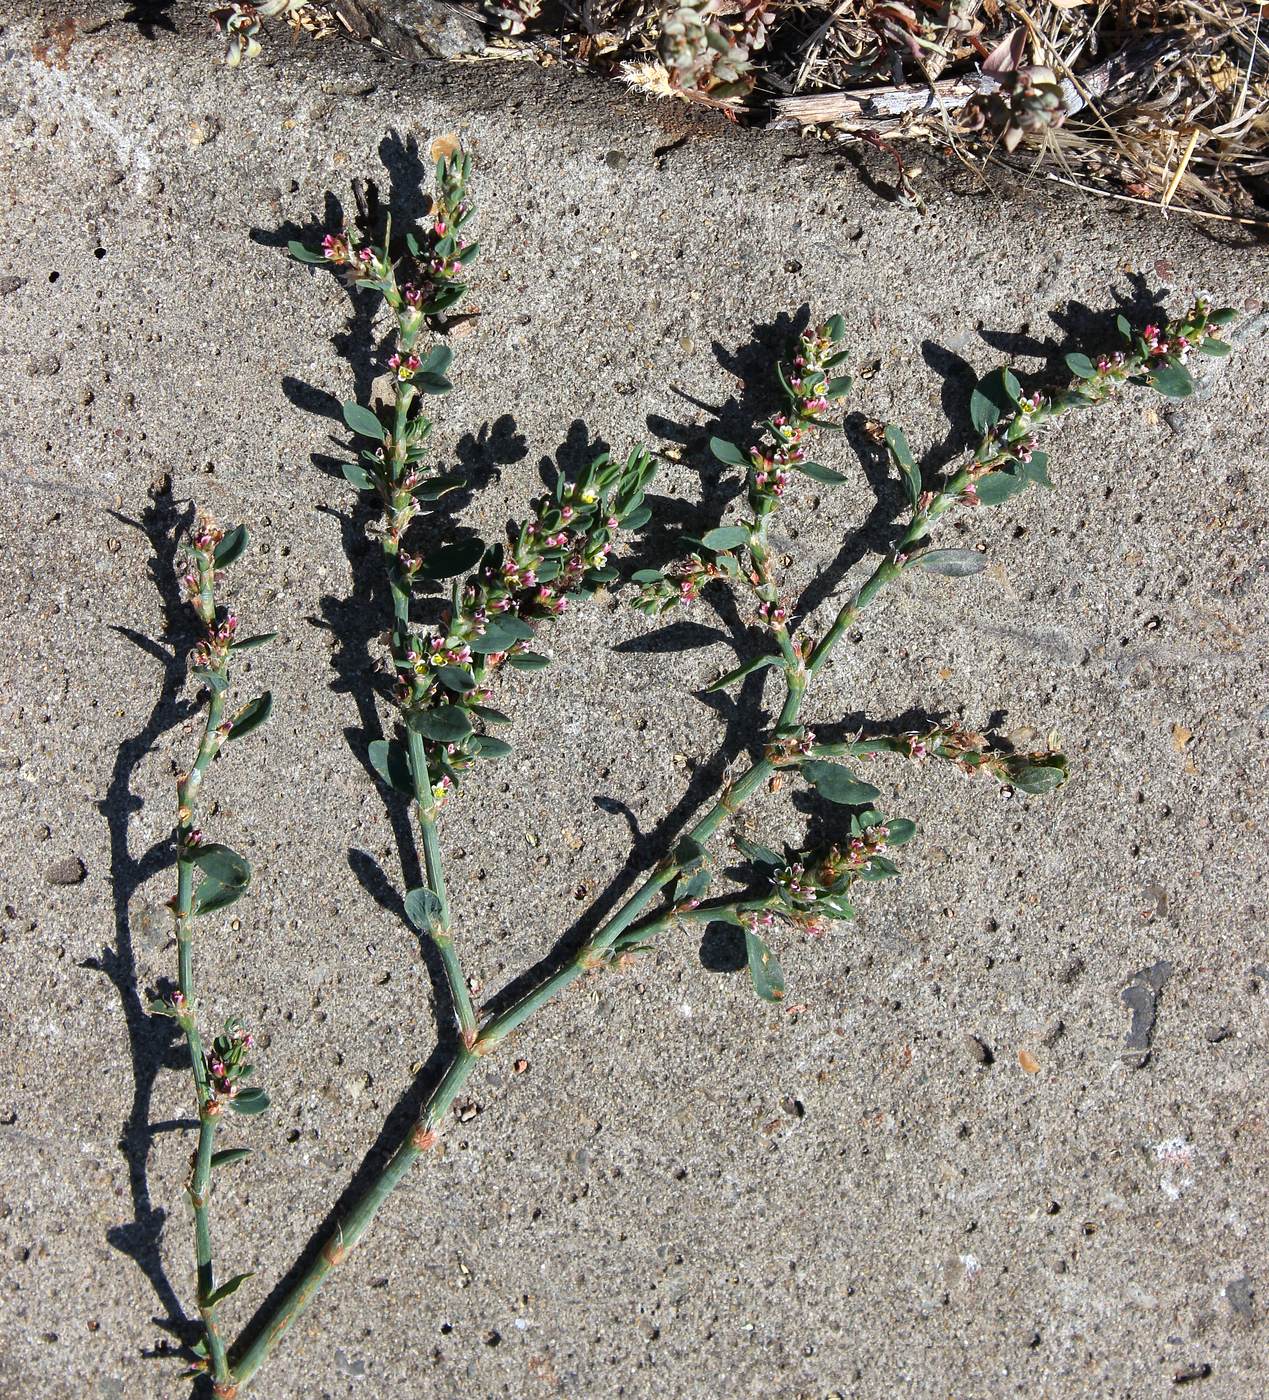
[149,517,275,1391]
[155,148,1236,1392]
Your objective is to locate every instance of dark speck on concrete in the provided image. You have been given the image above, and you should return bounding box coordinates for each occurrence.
[45,856,86,886]
[965,1034,994,1066]
[1225,1276,1254,1321]
[1120,960,1172,1068]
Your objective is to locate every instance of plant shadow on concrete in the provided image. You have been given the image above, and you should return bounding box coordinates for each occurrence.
[90,480,202,1353]
[138,131,1236,1393]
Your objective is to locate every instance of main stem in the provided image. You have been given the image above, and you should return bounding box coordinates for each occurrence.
[176,686,233,1389]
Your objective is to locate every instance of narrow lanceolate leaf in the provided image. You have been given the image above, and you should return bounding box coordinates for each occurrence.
[710,437,748,467]
[403,886,443,934]
[701,525,751,552]
[1148,363,1195,399]
[367,738,414,794]
[230,633,277,653]
[745,928,785,1002]
[420,538,485,580]
[288,240,325,264]
[228,692,273,742]
[884,424,922,510]
[705,653,781,693]
[229,1087,270,1117]
[342,401,386,441]
[206,1272,255,1309]
[415,473,465,501]
[801,759,880,806]
[913,548,987,577]
[411,705,472,743]
[210,1147,252,1170]
[793,461,849,485]
[214,525,248,568]
[471,735,513,760]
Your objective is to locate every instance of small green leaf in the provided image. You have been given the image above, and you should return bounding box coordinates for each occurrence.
[192,667,228,695]
[472,735,513,760]
[913,548,986,577]
[1197,337,1231,357]
[825,314,846,341]
[970,368,1018,435]
[229,1088,270,1117]
[710,437,748,467]
[420,345,453,377]
[745,928,785,1002]
[206,1271,255,1309]
[214,525,248,568]
[1207,308,1237,327]
[342,461,376,491]
[192,843,251,888]
[367,738,413,794]
[210,1147,252,1170]
[623,505,652,530]
[825,376,852,401]
[416,373,452,396]
[794,461,849,485]
[288,240,325,264]
[411,705,472,743]
[420,538,485,580]
[230,633,277,653]
[1009,762,1067,794]
[1018,450,1052,489]
[470,623,518,654]
[342,401,385,441]
[817,895,856,921]
[675,868,710,904]
[974,470,1028,507]
[701,525,751,552]
[675,837,706,872]
[885,818,917,846]
[1148,363,1194,399]
[855,855,900,882]
[495,617,536,642]
[507,652,550,671]
[403,886,443,933]
[1115,314,1133,341]
[470,704,511,725]
[1065,352,1097,380]
[631,569,664,584]
[705,653,781,692]
[884,424,921,509]
[191,877,248,917]
[734,835,781,868]
[801,759,880,806]
[415,473,465,501]
[227,692,272,742]
[436,665,476,693]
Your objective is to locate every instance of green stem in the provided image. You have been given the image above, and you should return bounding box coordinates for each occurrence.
[175,673,233,1389]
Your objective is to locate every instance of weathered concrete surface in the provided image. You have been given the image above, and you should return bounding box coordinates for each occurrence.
[1,6,1267,1397]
